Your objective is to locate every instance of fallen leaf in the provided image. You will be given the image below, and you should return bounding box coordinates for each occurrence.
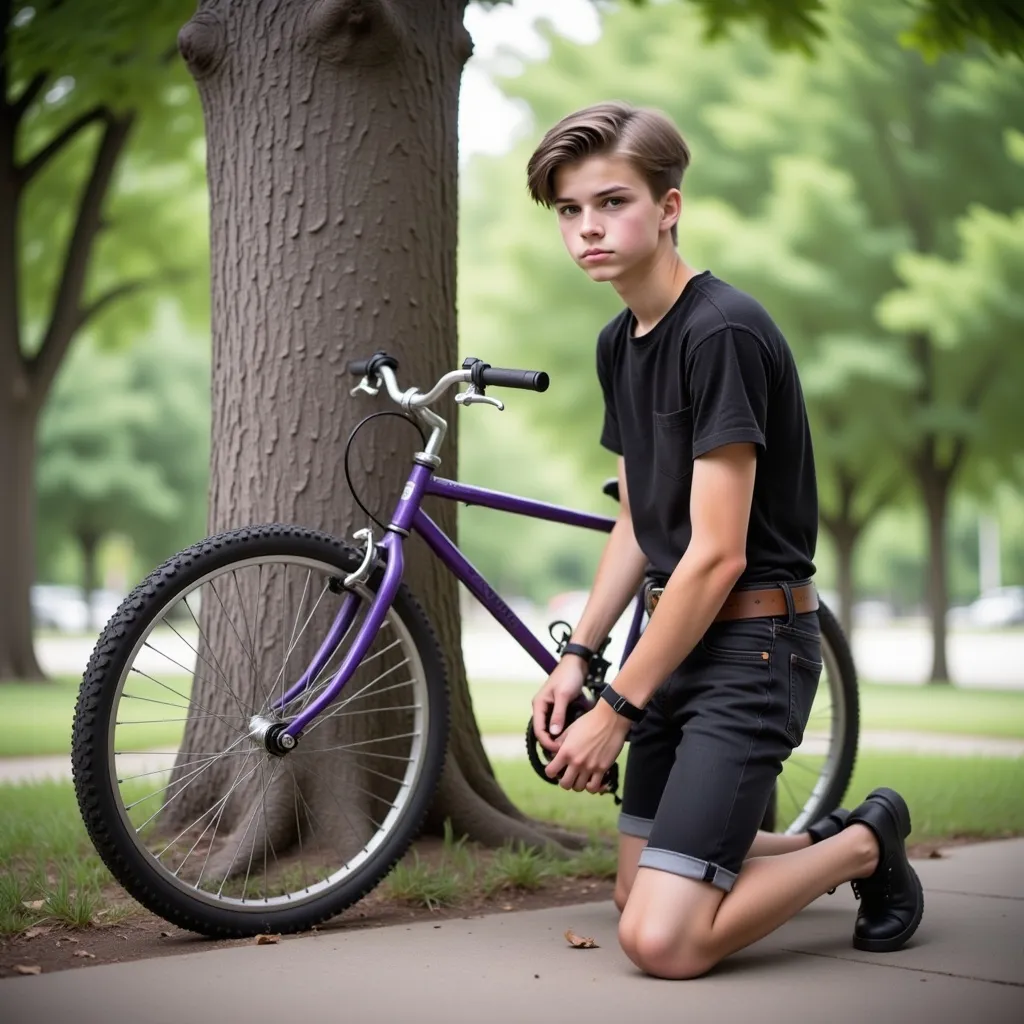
[14,965,42,975]
[928,850,943,859]
[564,929,599,949]
[22,926,52,940]
[160,931,173,938]
[502,904,513,911]
[73,950,96,959]
[255,934,280,945]
[21,900,45,911]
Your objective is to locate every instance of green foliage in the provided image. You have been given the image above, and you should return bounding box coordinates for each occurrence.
[36,323,209,589]
[9,2,209,355]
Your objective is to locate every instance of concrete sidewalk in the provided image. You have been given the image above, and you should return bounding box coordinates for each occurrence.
[4,839,1023,1023]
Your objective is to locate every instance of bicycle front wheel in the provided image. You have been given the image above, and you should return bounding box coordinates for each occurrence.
[72,525,449,937]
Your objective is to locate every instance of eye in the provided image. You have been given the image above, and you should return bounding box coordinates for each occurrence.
[557,204,580,217]
[604,196,625,208]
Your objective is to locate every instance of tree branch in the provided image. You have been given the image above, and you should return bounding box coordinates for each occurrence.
[11,72,47,123]
[17,106,106,188]
[76,270,189,332]
[28,111,134,409]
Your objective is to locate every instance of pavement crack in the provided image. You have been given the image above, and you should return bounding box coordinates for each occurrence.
[780,949,1024,988]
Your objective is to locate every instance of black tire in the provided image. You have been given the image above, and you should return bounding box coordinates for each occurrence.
[762,599,859,833]
[72,525,449,937]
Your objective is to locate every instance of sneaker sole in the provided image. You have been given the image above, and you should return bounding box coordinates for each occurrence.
[853,867,924,953]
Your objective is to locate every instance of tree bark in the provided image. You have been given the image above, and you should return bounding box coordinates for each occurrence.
[175,0,577,859]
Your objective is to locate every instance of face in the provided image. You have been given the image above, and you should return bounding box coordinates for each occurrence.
[551,153,679,284]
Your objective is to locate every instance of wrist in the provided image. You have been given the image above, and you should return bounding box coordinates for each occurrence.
[599,684,645,724]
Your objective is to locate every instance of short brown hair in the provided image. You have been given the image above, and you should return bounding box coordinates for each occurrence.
[527,101,691,241]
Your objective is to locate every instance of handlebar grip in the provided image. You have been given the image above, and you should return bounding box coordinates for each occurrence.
[477,366,550,392]
[348,351,399,378]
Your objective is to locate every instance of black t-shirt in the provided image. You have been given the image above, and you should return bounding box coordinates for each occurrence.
[597,270,817,584]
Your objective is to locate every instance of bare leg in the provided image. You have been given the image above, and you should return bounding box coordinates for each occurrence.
[745,830,811,858]
[614,833,647,912]
[619,824,878,979]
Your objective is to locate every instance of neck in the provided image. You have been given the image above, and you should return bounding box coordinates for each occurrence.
[613,245,697,336]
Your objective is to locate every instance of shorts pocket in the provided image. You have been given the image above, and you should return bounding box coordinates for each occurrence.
[787,653,823,745]
[653,407,693,481]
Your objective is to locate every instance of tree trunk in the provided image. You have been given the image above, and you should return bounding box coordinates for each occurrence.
[79,530,99,631]
[0,398,45,680]
[0,107,44,681]
[174,0,578,860]
[919,468,952,683]
[832,526,857,641]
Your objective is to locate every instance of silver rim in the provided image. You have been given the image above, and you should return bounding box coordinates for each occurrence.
[105,554,430,911]
[778,632,849,834]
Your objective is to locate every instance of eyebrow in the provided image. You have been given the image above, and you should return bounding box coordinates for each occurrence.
[553,184,636,204]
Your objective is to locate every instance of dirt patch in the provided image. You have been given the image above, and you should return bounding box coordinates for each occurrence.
[0,838,615,979]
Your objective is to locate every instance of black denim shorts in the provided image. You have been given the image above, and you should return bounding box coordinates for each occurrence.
[618,606,823,892]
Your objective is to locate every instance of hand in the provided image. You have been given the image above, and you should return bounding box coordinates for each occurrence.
[545,699,631,794]
[531,657,587,752]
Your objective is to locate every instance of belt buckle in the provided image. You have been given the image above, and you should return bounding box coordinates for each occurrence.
[644,585,664,617]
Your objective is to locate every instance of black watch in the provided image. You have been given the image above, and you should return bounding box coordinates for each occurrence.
[600,684,645,723]
[561,641,597,662]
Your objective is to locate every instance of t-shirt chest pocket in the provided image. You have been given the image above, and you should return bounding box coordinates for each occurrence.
[652,407,694,481]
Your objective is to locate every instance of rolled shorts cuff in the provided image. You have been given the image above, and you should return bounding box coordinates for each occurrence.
[618,813,654,840]
[637,847,738,893]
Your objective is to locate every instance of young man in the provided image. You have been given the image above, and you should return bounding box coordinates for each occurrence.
[527,102,923,979]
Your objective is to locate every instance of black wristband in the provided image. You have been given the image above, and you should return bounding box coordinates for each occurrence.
[561,642,597,662]
[600,684,645,723]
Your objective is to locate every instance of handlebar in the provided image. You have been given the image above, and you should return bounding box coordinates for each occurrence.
[346,351,549,404]
[346,350,548,460]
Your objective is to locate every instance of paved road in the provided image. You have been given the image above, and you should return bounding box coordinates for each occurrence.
[33,621,1024,688]
[4,839,1022,1021]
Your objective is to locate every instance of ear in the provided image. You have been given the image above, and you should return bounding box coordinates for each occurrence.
[660,188,682,234]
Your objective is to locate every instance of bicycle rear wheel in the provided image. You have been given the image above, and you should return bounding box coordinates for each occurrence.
[767,601,859,833]
[72,525,448,937]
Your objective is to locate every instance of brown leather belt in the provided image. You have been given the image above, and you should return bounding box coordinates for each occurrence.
[644,581,819,622]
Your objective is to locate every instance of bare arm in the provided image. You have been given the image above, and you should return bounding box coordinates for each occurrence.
[531,456,647,747]
[568,456,649,651]
[544,442,757,792]
[604,442,756,709]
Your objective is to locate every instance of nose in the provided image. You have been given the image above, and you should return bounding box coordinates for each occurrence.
[579,208,603,239]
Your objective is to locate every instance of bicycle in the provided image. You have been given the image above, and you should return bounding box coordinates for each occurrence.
[72,351,859,938]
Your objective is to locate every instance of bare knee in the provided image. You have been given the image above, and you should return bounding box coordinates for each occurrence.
[618,914,715,980]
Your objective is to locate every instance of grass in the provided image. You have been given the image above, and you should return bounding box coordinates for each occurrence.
[2,674,1022,760]
[1,751,1020,933]
[857,683,1024,738]
[0,674,192,757]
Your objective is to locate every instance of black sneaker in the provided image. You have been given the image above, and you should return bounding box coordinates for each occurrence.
[847,788,924,952]
[806,807,850,844]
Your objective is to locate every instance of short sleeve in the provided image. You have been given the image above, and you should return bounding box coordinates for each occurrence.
[686,328,771,458]
[596,331,623,455]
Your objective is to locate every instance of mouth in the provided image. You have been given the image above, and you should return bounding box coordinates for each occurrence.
[580,249,612,262]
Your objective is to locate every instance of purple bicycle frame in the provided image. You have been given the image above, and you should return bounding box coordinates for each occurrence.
[279,464,647,737]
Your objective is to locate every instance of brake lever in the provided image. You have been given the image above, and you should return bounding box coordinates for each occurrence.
[350,375,380,398]
[456,385,504,410]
